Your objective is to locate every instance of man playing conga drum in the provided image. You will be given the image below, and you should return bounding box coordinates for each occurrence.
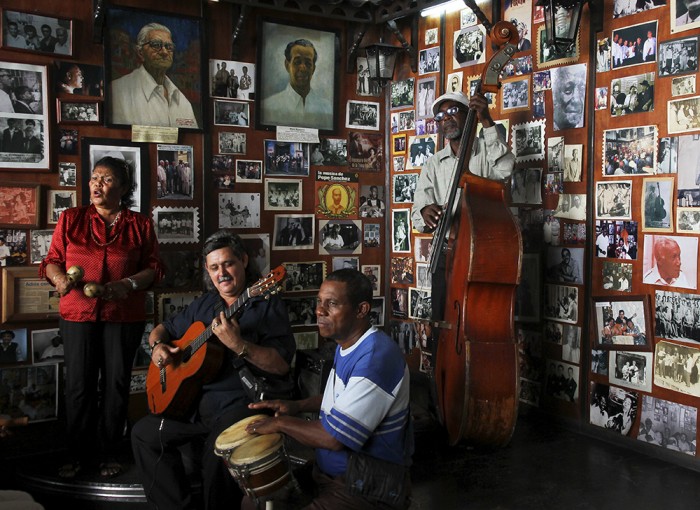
[246,268,413,509]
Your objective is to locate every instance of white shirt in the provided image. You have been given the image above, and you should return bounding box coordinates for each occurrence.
[0,89,13,113]
[110,65,198,128]
[643,266,691,288]
[262,83,332,130]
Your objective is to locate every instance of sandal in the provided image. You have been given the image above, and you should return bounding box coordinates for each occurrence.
[99,461,122,479]
[58,461,81,479]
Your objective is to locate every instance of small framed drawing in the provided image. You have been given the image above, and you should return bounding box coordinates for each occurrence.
[57,99,100,124]
[0,183,40,228]
[46,190,76,225]
[264,179,302,211]
[1,9,72,56]
[592,296,650,349]
[1,267,58,323]
[346,100,380,130]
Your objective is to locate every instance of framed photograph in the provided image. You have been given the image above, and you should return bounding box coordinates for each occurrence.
[392,134,407,155]
[46,189,76,225]
[416,76,436,120]
[0,364,58,422]
[209,59,255,100]
[655,289,700,343]
[672,75,696,96]
[511,120,545,163]
[672,0,700,33]
[318,219,362,256]
[546,247,584,284]
[453,25,486,68]
[218,192,259,229]
[364,223,380,248]
[158,291,199,323]
[332,256,359,272]
[544,359,579,402]
[29,229,53,264]
[361,264,381,296]
[356,56,380,97]
[236,159,262,183]
[256,18,338,131]
[611,21,658,69]
[501,77,530,113]
[537,26,579,68]
[265,178,302,211]
[390,78,414,109]
[637,395,697,455]
[603,126,657,175]
[54,61,103,97]
[0,229,26,266]
[104,6,204,129]
[152,206,200,244]
[595,182,632,220]
[57,99,100,124]
[642,234,698,289]
[418,46,440,75]
[391,256,414,285]
[0,183,40,228]
[609,350,652,392]
[214,100,250,127]
[272,214,314,250]
[667,95,700,134]
[283,296,317,327]
[156,145,194,200]
[642,177,674,232]
[282,261,326,293]
[58,162,76,187]
[1,9,72,56]
[407,134,437,170]
[392,173,418,204]
[57,128,77,156]
[370,297,385,327]
[346,100,379,130]
[510,168,543,205]
[263,140,310,176]
[593,296,650,349]
[2,267,57,323]
[219,132,247,155]
[0,61,50,170]
[238,233,270,276]
[658,36,698,77]
[408,287,431,320]
[589,383,638,436]
[31,328,63,364]
[359,184,386,218]
[81,137,149,213]
[391,208,411,253]
[543,284,578,324]
[677,207,700,232]
[0,327,28,364]
[609,72,655,117]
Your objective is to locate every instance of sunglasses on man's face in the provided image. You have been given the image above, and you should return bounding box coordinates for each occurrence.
[434,106,464,122]
[143,40,176,52]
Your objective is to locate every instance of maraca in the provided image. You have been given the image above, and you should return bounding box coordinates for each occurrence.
[83,282,105,298]
[66,265,84,283]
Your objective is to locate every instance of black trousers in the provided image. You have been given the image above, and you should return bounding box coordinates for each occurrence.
[59,319,145,461]
[131,406,259,510]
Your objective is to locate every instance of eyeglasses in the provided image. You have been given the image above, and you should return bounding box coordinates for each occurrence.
[142,40,175,52]
[434,106,463,122]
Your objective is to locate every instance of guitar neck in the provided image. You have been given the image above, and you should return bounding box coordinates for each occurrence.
[189,289,252,352]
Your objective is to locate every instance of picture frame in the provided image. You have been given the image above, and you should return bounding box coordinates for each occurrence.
[282,261,326,293]
[214,100,250,127]
[453,25,487,68]
[2,267,58,323]
[152,206,200,244]
[104,6,204,130]
[501,77,530,113]
[54,61,103,97]
[218,193,260,229]
[235,159,263,184]
[392,134,407,155]
[256,18,339,132]
[611,21,658,70]
[346,100,380,130]
[29,229,53,265]
[657,35,698,77]
[415,76,436,119]
[390,78,415,109]
[667,95,700,134]
[46,189,76,225]
[609,350,653,393]
[0,364,58,423]
[0,183,40,228]
[155,144,195,200]
[537,25,579,69]
[81,137,149,213]
[31,328,63,364]
[283,296,318,327]
[318,219,362,256]
[361,264,381,296]
[370,297,386,327]
[158,291,200,324]
[391,208,411,253]
[592,296,650,349]
[0,327,28,365]
[1,9,72,57]
[208,59,255,100]
[0,61,50,170]
[272,214,315,251]
[603,126,657,175]
[264,178,302,211]
[56,99,100,124]
[641,177,674,232]
[672,0,700,33]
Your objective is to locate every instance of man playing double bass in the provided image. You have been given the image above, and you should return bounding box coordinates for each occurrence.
[411,91,515,321]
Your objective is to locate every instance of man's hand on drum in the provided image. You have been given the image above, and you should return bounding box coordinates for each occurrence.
[248,399,300,418]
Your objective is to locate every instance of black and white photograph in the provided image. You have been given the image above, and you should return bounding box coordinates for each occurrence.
[547,136,564,172]
[29,229,53,264]
[0,327,27,364]
[418,46,440,75]
[264,140,310,176]
[156,145,194,200]
[58,162,76,187]
[553,193,586,221]
[544,359,579,402]
[658,36,698,77]
[416,77,436,119]
[672,75,696,96]
[284,296,317,327]
[610,73,655,117]
[515,253,540,323]
[602,261,633,292]
[642,234,698,289]
[596,182,633,220]
[408,287,431,321]
[282,261,325,292]
[346,100,379,130]
[667,94,700,134]
[654,342,700,395]
[413,236,432,264]
[415,262,430,290]
[46,190,75,225]
[272,214,314,250]
[54,61,103,96]
[318,219,362,256]
[591,349,609,375]
[369,297,385,327]
[453,25,486,68]
[550,64,586,131]
[2,9,72,56]
[391,287,409,319]
[214,100,249,127]
[446,71,463,93]
[158,292,199,323]
[218,192,259,229]
[152,206,199,244]
[589,383,637,436]
[392,208,411,253]
[677,207,700,232]
[596,37,611,72]
[511,120,545,163]
[501,77,529,112]
[0,364,58,423]
[398,110,415,131]
[537,26,579,68]
[425,28,438,46]
[393,155,405,172]
[546,247,584,284]
[563,144,583,182]
[655,289,700,343]
[314,138,348,166]
[613,0,666,18]
[218,132,246,155]
[356,56,380,97]
[239,233,270,276]
[264,178,302,210]
[672,0,700,33]
[392,173,418,204]
[594,297,649,347]
[636,395,697,455]
[155,250,201,289]
[610,350,653,392]
[642,177,674,232]
[209,59,255,100]
[611,21,658,70]
[235,159,262,183]
[561,324,581,364]
[544,321,563,345]
[543,284,578,324]
[658,136,677,174]
[57,99,99,123]
[390,78,414,109]
[406,134,437,169]
[30,328,63,364]
[363,222,380,248]
[57,128,77,156]
[361,264,381,296]
[333,256,359,272]
[603,125,657,175]
[358,184,385,218]
[510,167,543,205]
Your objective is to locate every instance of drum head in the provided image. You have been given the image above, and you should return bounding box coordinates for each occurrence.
[215,414,268,452]
[230,433,283,465]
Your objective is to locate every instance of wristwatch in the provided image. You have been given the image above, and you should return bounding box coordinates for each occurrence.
[237,342,249,358]
[126,277,138,291]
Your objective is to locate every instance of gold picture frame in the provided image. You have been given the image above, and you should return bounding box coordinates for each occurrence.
[2,267,58,323]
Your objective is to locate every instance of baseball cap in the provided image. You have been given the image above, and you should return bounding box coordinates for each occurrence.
[432,91,469,116]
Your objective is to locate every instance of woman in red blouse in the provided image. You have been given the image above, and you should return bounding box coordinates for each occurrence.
[40,156,165,479]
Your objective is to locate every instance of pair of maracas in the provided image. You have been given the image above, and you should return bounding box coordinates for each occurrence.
[65,265,106,298]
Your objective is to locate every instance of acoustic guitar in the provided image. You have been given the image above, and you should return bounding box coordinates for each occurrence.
[146,266,287,418]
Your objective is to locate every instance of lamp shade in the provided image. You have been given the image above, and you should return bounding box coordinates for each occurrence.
[364,42,401,87]
[536,0,585,54]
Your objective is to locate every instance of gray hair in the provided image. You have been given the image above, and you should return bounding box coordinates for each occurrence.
[136,22,172,48]
[202,230,260,291]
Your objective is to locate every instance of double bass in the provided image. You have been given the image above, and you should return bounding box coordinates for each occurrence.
[429,16,522,448]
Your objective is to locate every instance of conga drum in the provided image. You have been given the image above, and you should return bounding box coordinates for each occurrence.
[215,414,267,459]
[227,433,293,499]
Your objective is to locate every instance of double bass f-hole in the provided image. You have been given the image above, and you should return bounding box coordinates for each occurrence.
[452,301,462,355]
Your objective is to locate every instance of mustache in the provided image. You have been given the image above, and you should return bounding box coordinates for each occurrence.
[217,275,233,283]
